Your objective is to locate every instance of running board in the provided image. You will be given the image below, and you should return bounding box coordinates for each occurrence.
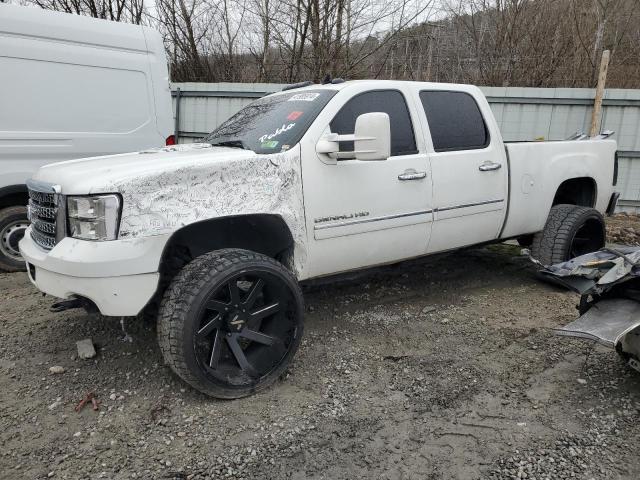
[555,298,640,349]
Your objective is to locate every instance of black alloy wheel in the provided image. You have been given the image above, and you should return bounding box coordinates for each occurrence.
[194,271,297,385]
[158,249,304,399]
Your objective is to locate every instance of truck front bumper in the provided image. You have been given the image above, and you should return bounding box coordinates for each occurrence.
[19,228,169,316]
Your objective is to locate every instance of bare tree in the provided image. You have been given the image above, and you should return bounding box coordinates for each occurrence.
[24,0,640,87]
[155,0,214,81]
[31,0,147,24]
[438,0,639,88]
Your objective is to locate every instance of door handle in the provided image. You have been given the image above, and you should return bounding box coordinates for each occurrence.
[398,169,427,181]
[479,161,502,172]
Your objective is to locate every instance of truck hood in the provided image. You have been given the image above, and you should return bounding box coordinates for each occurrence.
[33,143,255,194]
[31,143,307,276]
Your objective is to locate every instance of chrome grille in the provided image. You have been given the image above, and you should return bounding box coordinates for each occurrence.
[29,203,57,220]
[30,227,57,249]
[27,183,60,250]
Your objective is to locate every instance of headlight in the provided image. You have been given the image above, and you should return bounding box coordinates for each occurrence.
[67,195,121,241]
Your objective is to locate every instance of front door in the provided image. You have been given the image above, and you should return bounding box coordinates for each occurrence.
[301,87,433,278]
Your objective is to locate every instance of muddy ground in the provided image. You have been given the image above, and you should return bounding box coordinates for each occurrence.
[1,244,640,480]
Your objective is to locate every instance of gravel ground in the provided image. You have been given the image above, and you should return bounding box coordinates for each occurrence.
[1,244,640,480]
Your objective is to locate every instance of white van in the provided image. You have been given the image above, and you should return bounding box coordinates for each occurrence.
[0,4,173,271]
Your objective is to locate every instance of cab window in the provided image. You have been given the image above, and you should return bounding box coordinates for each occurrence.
[419,90,489,152]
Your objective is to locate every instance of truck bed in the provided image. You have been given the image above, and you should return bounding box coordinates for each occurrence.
[500,138,617,239]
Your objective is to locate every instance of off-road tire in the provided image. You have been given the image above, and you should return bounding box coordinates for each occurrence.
[531,204,606,266]
[0,206,28,272]
[157,248,304,399]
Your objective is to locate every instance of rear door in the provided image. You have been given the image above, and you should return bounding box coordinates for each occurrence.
[417,89,508,253]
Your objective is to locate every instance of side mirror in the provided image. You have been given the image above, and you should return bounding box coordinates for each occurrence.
[354,112,390,161]
[315,112,391,162]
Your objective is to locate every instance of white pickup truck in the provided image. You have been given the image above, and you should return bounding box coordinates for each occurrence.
[19,80,619,398]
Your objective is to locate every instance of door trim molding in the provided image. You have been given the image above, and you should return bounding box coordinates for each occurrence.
[313,199,505,231]
[436,198,504,212]
[314,209,433,230]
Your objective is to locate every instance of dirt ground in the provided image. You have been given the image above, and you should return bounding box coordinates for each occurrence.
[1,244,640,480]
[607,213,640,246]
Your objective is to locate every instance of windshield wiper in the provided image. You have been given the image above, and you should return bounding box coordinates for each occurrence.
[209,139,247,150]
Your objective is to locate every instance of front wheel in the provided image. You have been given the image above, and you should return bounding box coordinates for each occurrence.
[531,204,606,266]
[157,249,304,399]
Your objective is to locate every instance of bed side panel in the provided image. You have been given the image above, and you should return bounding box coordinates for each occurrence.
[501,139,616,238]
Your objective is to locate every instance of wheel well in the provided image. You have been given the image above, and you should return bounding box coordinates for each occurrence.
[144,215,296,318]
[162,214,294,262]
[0,185,28,210]
[552,178,596,207]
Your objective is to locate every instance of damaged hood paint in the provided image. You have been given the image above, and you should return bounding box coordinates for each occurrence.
[32,144,254,194]
[31,143,308,273]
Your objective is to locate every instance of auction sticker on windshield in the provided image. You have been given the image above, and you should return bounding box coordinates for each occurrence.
[287,111,303,121]
[288,93,319,102]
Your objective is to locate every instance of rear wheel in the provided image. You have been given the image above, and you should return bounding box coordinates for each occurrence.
[158,249,304,399]
[0,206,28,272]
[531,204,606,266]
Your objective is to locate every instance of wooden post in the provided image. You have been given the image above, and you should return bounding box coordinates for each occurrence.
[589,49,611,137]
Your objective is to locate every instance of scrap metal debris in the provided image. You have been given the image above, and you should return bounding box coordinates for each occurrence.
[556,298,640,347]
[536,247,640,371]
[538,246,640,294]
[75,392,100,413]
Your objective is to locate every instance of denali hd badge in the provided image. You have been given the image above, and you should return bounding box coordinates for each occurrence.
[314,211,370,224]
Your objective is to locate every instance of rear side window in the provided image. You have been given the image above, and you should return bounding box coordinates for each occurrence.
[330,90,417,156]
[420,91,489,152]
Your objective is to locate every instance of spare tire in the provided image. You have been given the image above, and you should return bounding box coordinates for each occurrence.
[531,204,606,266]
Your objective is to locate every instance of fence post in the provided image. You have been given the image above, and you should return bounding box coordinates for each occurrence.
[589,50,611,137]
[174,87,181,143]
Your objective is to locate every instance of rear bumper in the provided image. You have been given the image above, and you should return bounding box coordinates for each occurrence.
[19,228,168,316]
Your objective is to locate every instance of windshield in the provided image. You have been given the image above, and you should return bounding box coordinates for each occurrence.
[203,89,337,154]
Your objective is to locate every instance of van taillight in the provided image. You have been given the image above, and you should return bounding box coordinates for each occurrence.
[165,135,176,146]
[613,151,618,186]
